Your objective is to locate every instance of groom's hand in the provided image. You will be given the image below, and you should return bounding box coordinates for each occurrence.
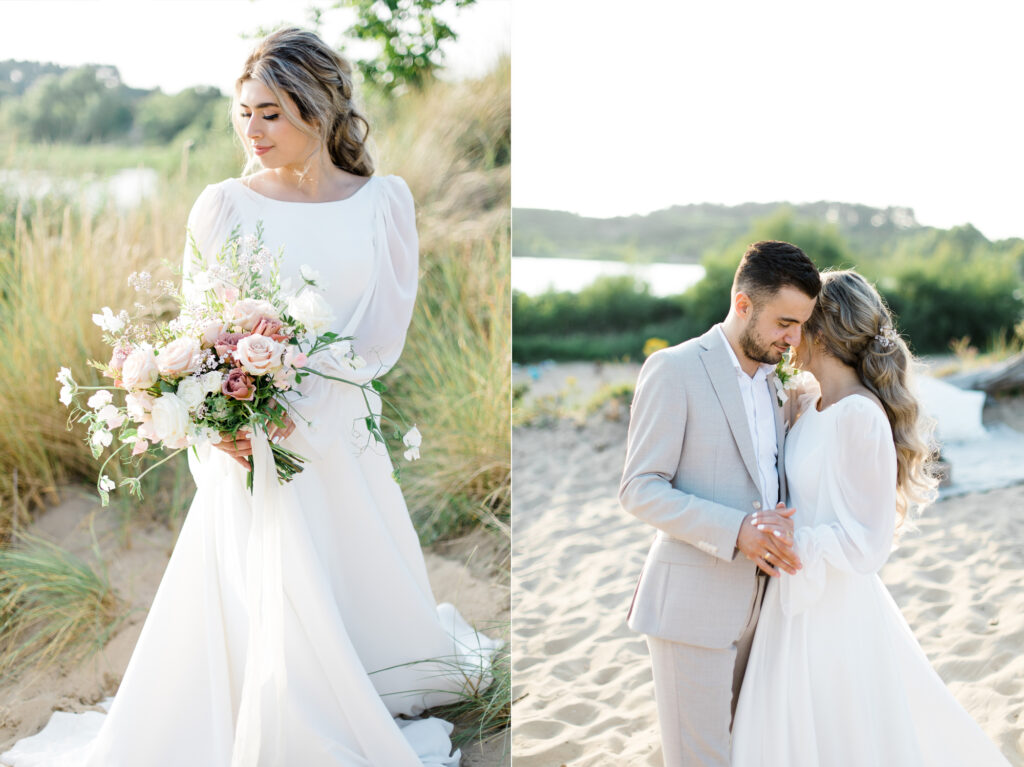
[737,503,802,576]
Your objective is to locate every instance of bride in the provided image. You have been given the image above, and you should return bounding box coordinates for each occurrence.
[730,270,1009,766]
[2,26,498,767]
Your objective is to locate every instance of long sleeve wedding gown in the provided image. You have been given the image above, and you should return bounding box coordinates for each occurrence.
[731,388,1009,766]
[1,174,500,767]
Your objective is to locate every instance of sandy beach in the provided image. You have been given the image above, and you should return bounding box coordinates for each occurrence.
[0,488,510,766]
[512,370,1024,766]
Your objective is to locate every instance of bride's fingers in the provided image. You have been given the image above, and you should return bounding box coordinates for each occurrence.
[752,554,779,577]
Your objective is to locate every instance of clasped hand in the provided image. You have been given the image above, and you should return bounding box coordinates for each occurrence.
[214,411,297,470]
[736,502,802,577]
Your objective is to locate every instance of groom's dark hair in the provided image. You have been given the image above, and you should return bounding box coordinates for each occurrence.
[732,240,821,306]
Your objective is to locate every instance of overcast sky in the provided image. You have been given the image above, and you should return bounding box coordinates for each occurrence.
[512,0,1024,240]
[0,0,509,94]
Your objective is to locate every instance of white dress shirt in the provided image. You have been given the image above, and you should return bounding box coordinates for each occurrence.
[717,325,779,510]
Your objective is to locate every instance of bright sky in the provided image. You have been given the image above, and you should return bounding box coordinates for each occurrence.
[512,0,1024,241]
[0,0,509,94]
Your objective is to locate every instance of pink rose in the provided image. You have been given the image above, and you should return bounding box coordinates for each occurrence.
[229,299,278,331]
[234,334,284,377]
[107,345,131,374]
[156,338,202,379]
[221,368,256,401]
[200,321,227,349]
[251,316,289,343]
[214,331,249,363]
[121,348,159,390]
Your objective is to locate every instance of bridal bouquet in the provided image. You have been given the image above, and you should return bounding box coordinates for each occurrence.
[57,221,422,505]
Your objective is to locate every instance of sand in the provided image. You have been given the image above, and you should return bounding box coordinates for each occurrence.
[511,407,1024,766]
[0,487,510,766]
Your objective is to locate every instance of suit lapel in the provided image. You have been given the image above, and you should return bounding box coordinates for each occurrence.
[699,327,761,492]
[767,372,787,502]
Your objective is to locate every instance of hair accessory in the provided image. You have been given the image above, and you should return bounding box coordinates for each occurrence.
[874,324,897,349]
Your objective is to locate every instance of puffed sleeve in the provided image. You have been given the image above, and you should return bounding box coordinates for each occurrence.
[180,182,243,301]
[779,396,898,616]
[281,176,418,460]
[338,174,418,383]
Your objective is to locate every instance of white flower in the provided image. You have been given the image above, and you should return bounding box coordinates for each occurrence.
[150,393,190,448]
[99,475,115,492]
[176,377,206,411]
[96,404,125,429]
[91,306,125,333]
[299,264,327,289]
[59,385,73,407]
[191,270,215,292]
[56,367,73,386]
[87,390,113,410]
[286,290,334,336]
[91,429,113,448]
[124,391,156,420]
[200,371,224,395]
[402,426,422,461]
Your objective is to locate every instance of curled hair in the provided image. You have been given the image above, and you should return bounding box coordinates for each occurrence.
[732,240,822,307]
[232,26,373,179]
[803,270,939,523]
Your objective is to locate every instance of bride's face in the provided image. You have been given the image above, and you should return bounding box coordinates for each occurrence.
[237,79,321,171]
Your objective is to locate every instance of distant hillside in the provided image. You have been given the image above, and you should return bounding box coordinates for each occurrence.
[513,201,1002,264]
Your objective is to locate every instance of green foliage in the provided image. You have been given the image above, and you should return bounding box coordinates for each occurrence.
[136,86,226,144]
[326,0,477,92]
[513,209,1024,362]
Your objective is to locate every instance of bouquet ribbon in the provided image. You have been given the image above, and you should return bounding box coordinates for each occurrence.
[231,429,287,767]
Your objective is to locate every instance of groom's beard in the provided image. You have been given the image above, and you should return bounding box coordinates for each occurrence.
[740,320,785,366]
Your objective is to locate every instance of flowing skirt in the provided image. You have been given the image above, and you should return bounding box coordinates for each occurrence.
[2,378,498,766]
[731,569,1009,767]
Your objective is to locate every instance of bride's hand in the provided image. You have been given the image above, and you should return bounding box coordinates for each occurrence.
[215,410,296,469]
[737,504,801,576]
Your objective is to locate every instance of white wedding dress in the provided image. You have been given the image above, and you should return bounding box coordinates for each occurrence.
[1,175,500,767]
[731,388,1010,766]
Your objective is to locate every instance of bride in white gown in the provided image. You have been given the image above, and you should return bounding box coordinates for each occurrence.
[1,27,498,767]
[731,270,1009,766]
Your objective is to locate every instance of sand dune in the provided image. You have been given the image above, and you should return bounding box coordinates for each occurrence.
[512,414,1023,765]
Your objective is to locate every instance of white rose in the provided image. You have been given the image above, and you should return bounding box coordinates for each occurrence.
[200,371,224,395]
[125,391,156,420]
[286,291,334,336]
[229,298,278,331]
[121,348,159,390]
[234,334,284,376]
[176,377,206,411]
[150,393,190,448]
[156,338,202,379]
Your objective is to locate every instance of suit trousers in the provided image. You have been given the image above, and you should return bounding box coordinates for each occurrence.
[646,571,768,767]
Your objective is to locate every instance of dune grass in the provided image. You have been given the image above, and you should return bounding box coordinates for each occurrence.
[0,529,127,680]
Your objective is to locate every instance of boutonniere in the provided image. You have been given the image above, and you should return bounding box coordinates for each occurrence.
[773,352,799,407]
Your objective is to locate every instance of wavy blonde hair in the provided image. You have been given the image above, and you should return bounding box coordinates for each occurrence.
[232,26,373,179]
[803,270,939,523]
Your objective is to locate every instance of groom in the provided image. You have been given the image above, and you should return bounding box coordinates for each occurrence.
[619,240,820,766]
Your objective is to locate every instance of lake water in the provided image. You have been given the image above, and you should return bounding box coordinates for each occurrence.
[0,167,159,212]
[512,256,705,297]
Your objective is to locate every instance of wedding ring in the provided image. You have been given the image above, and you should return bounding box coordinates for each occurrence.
[764,551,771,560]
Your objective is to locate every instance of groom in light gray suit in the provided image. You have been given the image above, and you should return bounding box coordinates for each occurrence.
[619,241,821,766]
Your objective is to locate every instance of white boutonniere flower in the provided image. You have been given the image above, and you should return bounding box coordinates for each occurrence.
[773,354,800,407]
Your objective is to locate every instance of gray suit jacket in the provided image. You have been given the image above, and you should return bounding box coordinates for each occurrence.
[619,324,788,648]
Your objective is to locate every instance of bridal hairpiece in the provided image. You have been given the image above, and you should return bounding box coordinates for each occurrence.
[874,324,897,349]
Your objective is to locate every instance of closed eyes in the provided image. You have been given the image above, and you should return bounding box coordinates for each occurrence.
[240,113,279,120]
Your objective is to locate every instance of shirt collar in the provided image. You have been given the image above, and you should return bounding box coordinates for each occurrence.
[717,325,775,381]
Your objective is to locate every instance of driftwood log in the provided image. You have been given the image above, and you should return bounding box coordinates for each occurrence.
[944,352,1024,393]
